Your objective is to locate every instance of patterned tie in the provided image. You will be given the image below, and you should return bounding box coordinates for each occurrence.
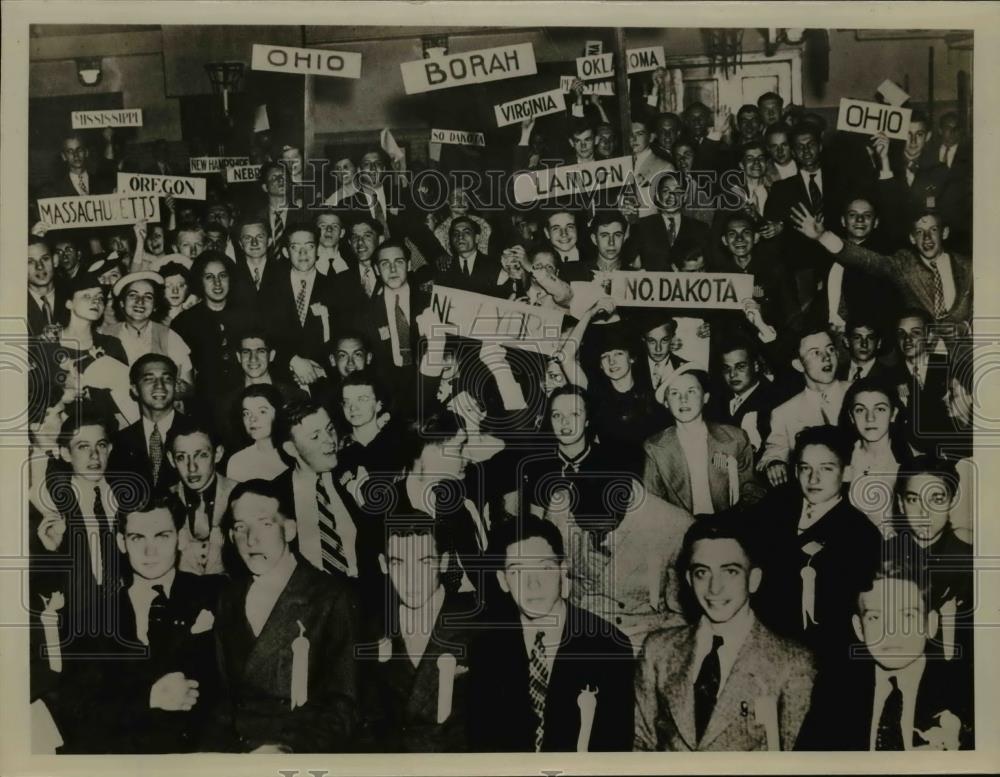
[393,293,413,366]
[273,211,285,246]
[665,216,676,247]
[252,265,262,290]
[362,265,376,298]
[808,173,823,215]
[694,635,724,743]
[296,279,308,327]
[149,425,164,486]
[316,474,349,575]
[147,583,170,650]
[853,365,863,382]
[371,194,389,237]
[928,261,946,318]
[875,676,905,750]
[528,630,549,752]
[93,485,115,587]
[76,173,88,195]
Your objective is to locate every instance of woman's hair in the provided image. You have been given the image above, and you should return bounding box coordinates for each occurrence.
[398,411,466,469]
[235,383,284,446]
[837,375,913,466]
[540,384,594,444]
[112,278,170,323]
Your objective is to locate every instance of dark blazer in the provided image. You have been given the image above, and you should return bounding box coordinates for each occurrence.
[41,167,116,199]
[27,290,63,339]
[171,302,252,395]
[207,559,360,752]
[259,268,345,370]
[107,414,185,497]
[435,251,502,297]
[634,618,816,751]
[632,352,688,397]
[100,571,225,753]
[230,255,286,312]
[797,655,974,750]
[361,283,428,401]
[717,378,779,462]
[896,352,953,452]
[636,213,711,271]
[359,591,479,752]
[750,486,882,662]
[468,603,635,752]
[341,182,444,265]
[877,154,959,247]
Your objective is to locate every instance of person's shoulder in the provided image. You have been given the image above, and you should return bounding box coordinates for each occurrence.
[708,420,747,443]
[566,604,634,656]
[754,619,815,669]
[640,623,693,659]
[644,426,676,450]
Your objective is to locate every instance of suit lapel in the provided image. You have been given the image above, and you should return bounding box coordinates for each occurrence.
[664,628,699,749]
[700,621,770,749]
[663,429,692,511]
[706,424,730,511]
[243,563,309,682]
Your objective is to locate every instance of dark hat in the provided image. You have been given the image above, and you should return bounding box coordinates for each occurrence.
[64,264,107,297]
[594,320,635,356]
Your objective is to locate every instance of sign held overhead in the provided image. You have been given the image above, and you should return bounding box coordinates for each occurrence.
[626,46,666,74]
[512,155,633,204]
[71,109,143,129]
[576,52,614,81]
[836,98,912,141]
[607,271,755,310]
[252,43,362,79]
[430,129,486,147]
[494,88,566,127]
[189,156,251,174]
[400,43,537,95]
[117,172,207,200]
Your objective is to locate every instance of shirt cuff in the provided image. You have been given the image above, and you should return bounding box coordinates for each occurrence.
[818,231,844,255]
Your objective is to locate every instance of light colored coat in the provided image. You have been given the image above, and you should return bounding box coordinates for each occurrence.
[171,474,235,576]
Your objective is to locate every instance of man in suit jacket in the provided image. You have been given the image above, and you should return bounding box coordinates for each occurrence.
[751,426,882,663]
[542,208,595,267]
[41,133,115,199]
[359,518,477,752]
[797,562,973,750]
[644,367,762,514]
[167,417,235,575]
[893,308,953,452]
[838,317,901,384]
[107,353,184,496]
[794,206,972,344]
[434,216,501,297]
[206,478,359,752]
[28,235,62,339]
[635,516,816,751]
[633,312,688,396]
[716,340,780,459]
[230,216,283,312]
[759,327,849,485]
[636,173,710,271]
[469,517,635,752]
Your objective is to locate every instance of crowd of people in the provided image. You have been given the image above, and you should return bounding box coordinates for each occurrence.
[24,60,975,754]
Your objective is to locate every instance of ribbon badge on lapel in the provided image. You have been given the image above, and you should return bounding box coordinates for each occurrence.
[436,653,457,724]
[310,303,331,343]
[752,695,780,751]
[40,592,65,673]
[290,620,309,710]
[576,685,599,752]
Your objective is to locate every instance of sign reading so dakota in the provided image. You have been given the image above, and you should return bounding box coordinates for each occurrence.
[607,271,755,310]
[494,88,566,127]
[71,109,143,129]
[430,129,486,147]
[401,43,537,95]
[189,156,251,174]
[117,172,207,200]
[251,43,362,79]
[429,285,564,356]
[836,98,912,141]
[38,194,160,230]
[512,155,634,204]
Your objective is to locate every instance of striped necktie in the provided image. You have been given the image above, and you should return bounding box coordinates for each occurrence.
[316,474,349,575]
[528,630,549,752]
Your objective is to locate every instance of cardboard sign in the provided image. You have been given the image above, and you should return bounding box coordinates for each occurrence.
[189,156,251,174]
[37,194,159,230]
[560,75,614,96]
[225,165,263,183]
[626,46,666,74]
[429,285,564,356]
[430,129,486,147]
[401,43,537,95]
[116,172,206,200]
[584,41,603,56]
[576,52,614,81]
[494,88,566,127]
[673,317,710,368]
[251,43,362,79]
[512,155,634,204]
[876,78,910,107]
[71,109,143,129]
[836,98,912,141]
[607,271,755,310]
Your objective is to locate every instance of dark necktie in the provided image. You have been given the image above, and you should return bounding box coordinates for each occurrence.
[853,365,863,382]
[393,293,413,366]
[808,173,823,215]
[41,296,53,326]
[186,488,211,540]
[273,212,284,245]
[665,216,676,247]
[694,634,724,743]
[149,425,164,486]
[147,583,170,650]
[462,257,471,277]
[93,485,115,587]
[875,676,905,750]
[528,630,549,752]
[316,475,349,575]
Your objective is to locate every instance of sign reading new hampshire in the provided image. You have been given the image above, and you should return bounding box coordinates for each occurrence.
[189,156,251,174]
[401,43,537,94]
[38,194,160,230]
[512,155,633,204]
[609,271,754,310]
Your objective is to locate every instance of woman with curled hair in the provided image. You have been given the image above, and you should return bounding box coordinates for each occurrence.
[225,383,289,483]
[838,375,916,535]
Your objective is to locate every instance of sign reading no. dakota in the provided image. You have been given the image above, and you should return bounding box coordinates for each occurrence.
[430,129,486,147]
[37,194,160,230]
[429,285,564,356]
[607,271,755,310]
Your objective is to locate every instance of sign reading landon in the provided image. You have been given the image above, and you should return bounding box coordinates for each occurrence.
[38,194,159,230]
[609,271,754,310]
[401,43,537,95]
[251,43,362,79]
[512,155,633,204]
[429,285,564,356]
[494,88,566,127]
[117,172,207,200]
[430,129,486,147]
[836,98,912,141]
[71,109,143,129]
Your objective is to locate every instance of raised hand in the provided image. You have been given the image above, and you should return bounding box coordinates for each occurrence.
[790,203,824,240]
